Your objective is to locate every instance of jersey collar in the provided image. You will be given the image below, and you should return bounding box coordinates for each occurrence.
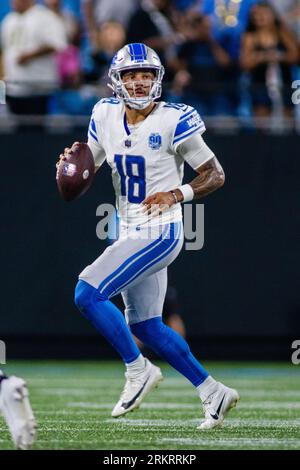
[123,103,158,136]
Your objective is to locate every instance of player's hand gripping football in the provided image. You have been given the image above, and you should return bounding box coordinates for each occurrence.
[56,142,79,176]
[56,142,95,201]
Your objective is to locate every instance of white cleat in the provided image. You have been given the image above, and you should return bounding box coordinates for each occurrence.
[112,358,163,418]
[0,375,37,449]
[198,383,240,430]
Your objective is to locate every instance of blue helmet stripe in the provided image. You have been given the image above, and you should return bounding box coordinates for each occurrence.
[140,43,147,59]
[128,43,147,61]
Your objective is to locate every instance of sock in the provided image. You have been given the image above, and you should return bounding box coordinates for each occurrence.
[131,317,209,387]
[126,354,146,377]
[74,280,141,364]
[196,376,218,402]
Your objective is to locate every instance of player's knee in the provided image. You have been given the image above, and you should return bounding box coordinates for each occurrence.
[131,317,167,345]
[131,317,190,356]
[74,280,95,313]
[74,280,108,314]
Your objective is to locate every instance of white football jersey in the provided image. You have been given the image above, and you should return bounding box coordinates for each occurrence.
[87,98,211,227]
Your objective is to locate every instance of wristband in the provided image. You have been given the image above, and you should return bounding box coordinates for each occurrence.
[170,190,179,204]
[177,184,194,202]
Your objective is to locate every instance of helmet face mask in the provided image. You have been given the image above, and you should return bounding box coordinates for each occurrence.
[108,43,165,110]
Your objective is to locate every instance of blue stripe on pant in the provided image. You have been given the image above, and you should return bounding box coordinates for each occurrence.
[74,222,181,364]
[98,222,181,298]
[96,224,169,296]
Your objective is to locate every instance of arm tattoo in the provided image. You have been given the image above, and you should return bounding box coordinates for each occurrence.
[189,157,225,199]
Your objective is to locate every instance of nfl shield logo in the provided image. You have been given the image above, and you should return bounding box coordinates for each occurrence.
[62,162,77,177]
[149,133,162,150]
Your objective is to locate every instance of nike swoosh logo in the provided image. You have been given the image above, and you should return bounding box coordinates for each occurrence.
[121,376,150,410]
[210,393,226,420]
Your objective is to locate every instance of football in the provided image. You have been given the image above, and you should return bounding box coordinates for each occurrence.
[56,142,95,202]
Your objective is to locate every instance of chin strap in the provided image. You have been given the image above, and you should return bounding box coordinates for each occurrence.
[108,74,159,110]
[125,100,152,110]
[107,83,151,109]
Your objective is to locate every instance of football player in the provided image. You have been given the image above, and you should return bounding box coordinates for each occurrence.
[59,43,239,429]
[0,370,37,449]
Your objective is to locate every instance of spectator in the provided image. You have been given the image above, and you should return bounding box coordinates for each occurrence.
[174,0,200,11]
[49,19,125,115]
[0,1,10,22]
[1,0,67,115]
[200,0,259,61]
[85,21,126,88]
[44,0,81,87]
[62,0,81,19]
[199,0,259,115]
[82,0,138,47]
[44,0,81,45]
[240,2,299,120]
[170,13,231,115]
[126,0,185,74]
[268,0,300,42]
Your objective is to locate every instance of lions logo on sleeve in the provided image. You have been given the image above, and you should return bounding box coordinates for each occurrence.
[167,104,206,151]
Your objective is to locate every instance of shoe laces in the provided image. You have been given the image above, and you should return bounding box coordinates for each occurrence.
[202,389,219,414]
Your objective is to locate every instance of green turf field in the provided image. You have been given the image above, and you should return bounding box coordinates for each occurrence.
[0,361,299,450]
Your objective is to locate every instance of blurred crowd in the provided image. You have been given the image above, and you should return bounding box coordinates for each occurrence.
[1,0,300,127]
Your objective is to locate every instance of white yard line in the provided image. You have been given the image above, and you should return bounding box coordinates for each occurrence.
[66,402,196,409]
[160,437,300,448]
[103,418,300,427]
[2,417,299,431]
[64,401,300,410]
[0,436,299,449]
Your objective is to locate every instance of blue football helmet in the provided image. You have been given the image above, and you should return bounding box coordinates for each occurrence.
[108,43,165,110]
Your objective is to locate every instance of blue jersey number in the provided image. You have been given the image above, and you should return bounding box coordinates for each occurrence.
[164,103,188,112]
[114,154,146,204]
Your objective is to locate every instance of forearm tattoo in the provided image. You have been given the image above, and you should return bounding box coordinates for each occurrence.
[190,157,225,199]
